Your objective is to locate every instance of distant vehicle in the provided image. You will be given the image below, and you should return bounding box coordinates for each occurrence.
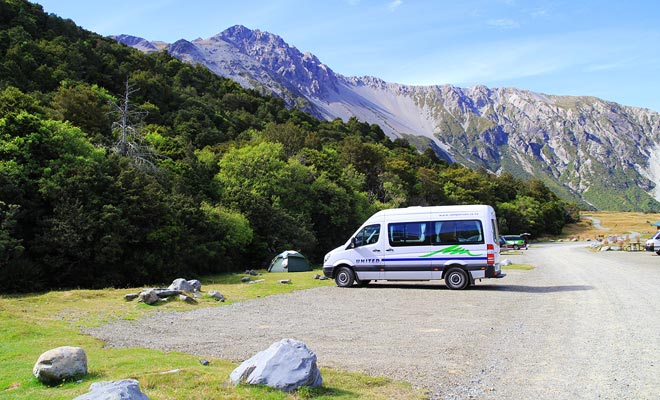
[499,235,507,248]
[644,231,660,255]
[502,235,527,250]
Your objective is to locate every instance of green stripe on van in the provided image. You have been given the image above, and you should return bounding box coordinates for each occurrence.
[420,245,481,258]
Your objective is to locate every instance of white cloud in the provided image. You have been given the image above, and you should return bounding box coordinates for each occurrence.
[487,18,520,30]
[387,0,403,12]
[530,8,549,18]
[398,33,596,86]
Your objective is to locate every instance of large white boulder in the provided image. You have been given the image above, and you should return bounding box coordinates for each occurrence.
[230,338,322,392]
[33,346,87,384]
[168,278,193,293]
[73,379,150,399]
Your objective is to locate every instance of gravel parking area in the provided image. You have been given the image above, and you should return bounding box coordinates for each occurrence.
[88,243,660,399]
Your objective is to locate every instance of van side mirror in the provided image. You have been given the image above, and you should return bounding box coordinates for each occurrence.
[349,237,357,249]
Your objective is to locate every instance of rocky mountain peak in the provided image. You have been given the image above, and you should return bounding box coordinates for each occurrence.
[112,34,159,53]
[214,25,339,97]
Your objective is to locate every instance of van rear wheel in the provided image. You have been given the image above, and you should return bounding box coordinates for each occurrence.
[445,268,469,290]
[335,267,355,287]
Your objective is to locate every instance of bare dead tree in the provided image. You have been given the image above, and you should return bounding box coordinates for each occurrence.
[110,80,160,170]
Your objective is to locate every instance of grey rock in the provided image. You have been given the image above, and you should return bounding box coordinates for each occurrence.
[154,289,181,298]
[73,379,150,400]
[124,293,139,301]
[199,359,210,366]
[278,279,291,284]
[230,338,322,392]
[241,276,251,283]
[33,346,87,385]
[179,294,197,304]
[318,276,328,280]
[168,278,193,293]
[187,279,202,292]
[245,269,259,276]
[208,290,225,302]
[501,259,513,266]
[313,274,320,279]
[138,289,160,305]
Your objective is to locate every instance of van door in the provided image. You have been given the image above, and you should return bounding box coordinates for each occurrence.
[350,224,383,281]
[381,221,433,280]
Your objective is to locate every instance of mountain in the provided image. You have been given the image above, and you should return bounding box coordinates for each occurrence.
[114,26,660,211]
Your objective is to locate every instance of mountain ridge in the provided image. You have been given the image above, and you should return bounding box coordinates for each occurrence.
[113,26,660,211]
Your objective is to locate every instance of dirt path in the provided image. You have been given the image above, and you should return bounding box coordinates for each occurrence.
[88,243,660,399]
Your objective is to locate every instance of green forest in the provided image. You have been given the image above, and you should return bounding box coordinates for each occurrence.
[0,0,576,292]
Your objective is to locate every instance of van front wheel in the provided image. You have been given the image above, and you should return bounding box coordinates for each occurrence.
[335,267,355,287]
[445,268,469,290]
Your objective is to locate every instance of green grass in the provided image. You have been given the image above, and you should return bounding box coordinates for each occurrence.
[502,264,535,270]
[0,270,425,399]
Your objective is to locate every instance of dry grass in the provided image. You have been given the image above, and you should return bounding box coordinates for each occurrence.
[560,211,660,240]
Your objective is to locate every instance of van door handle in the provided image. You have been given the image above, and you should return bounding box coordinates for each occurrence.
[386,248,394,252]
[372,249,381,253]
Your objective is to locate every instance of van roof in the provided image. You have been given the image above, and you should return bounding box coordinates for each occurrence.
[369,205,493,219]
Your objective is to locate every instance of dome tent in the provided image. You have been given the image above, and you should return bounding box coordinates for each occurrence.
[267,251,311,272]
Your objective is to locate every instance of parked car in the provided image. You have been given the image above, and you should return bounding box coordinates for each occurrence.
[645,230,660,255]
[502,235,527,250]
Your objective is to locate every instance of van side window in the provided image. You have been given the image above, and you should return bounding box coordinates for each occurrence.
[354,224,380,247]
[432,220,484,245]
[388,222,430,246]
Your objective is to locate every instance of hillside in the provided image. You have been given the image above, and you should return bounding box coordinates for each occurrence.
[116,26,660,211]
[1,0,570,291]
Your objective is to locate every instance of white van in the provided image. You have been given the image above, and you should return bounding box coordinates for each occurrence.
[645,230,660,254]
[322,205,505,290]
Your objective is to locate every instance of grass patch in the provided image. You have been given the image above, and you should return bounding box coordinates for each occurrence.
[500,250,524,255]
[559,211,660,240]
[0,270,424,399]
[502,264,535,271]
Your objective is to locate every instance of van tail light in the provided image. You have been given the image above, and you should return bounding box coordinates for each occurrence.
[487,244,495,265]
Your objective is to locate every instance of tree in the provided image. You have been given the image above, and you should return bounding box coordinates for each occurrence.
[0,201,23,265]
[110,80,159,170]
[48,81,114,144]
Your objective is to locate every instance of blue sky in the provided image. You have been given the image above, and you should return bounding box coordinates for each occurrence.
[36,0,660,111]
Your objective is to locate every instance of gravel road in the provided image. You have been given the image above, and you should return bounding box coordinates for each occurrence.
[88,243,660,399]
